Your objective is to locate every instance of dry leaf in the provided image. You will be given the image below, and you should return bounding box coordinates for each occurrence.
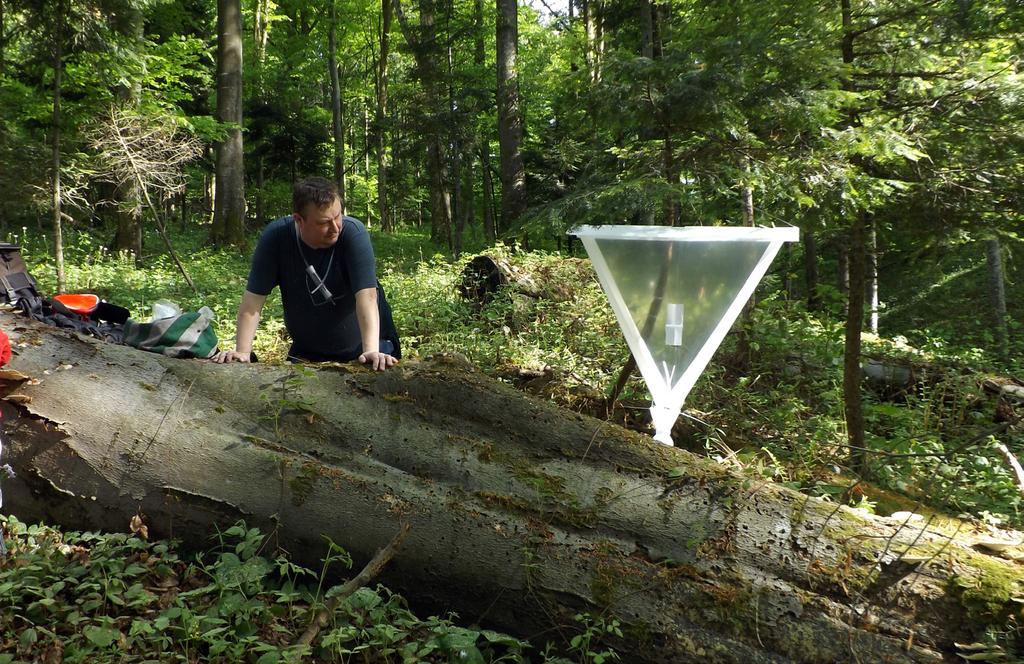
[129,514,149,540]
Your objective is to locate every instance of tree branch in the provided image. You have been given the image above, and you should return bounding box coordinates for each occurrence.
[295,522,411,647]
[995,443,1024,497]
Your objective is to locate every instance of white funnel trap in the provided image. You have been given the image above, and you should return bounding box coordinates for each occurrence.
[572,225,799,445]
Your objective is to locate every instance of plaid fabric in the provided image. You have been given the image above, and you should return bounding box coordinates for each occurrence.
[123,308,218,359]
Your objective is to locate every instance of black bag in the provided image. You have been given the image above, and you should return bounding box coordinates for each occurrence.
[0,244,127,343]
[0,244,40,307]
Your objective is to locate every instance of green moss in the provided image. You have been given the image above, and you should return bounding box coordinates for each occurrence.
[587,542,638,609]
[620,619,652,648]
[703,582,756,634]
[474,491,533,513]
[949,555,1022,622]
[513,466,569,502]
[288,461,321,507]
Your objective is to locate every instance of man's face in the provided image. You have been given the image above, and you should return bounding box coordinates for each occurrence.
[294,198,342,249]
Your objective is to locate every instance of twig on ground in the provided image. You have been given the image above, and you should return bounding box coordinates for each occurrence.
[296,522,411,647]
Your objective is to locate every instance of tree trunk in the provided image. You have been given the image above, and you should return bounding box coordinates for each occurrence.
[805,227,819,311]
[451,139,464,256]
[375,0,393,232]
[496,0,526,233]
[583,0,601,83]
[741,185,754,226]
[838,242,849,294]
[840,0,866,474]
[867,216,879,335]
[473,0,495,245]
[455,147,473,255]
[392,0,452,247]
[985,237,1009,359]
[50,6,65,293]
[479,142,497,244]
[732,178,756,371]
[1,312,1020,663]
[639,0,653,58]
[363,105,370,184]
[111,4,145,260]
[254,156,265,228]
[212,0,246,247]
[203,146,214,222]
[844,211,867,474]
[329,2,346,212]
[253,0,269,58]
[179,185,188,231]
[0,0,5,76]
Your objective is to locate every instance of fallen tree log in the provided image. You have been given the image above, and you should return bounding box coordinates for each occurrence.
[1,311,1022,663]
[458,254,583,306]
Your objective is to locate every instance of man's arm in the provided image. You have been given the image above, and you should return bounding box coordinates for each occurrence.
[355,286,397,371]
[212,290,268,363]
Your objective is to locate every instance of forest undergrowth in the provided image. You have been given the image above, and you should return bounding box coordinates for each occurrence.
[1,223,1021,662]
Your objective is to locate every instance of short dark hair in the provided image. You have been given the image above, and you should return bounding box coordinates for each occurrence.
[293,177,339,214]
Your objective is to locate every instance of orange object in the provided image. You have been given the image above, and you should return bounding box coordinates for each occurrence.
[0,329,9,367]
[54,293,100,316]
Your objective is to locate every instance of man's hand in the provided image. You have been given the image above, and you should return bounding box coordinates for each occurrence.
[358,351,397,371]
[212,350,252,364]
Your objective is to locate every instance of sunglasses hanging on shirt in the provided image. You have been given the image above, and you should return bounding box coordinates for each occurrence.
[295,223,338,306]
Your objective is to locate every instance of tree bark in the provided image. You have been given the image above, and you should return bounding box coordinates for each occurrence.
[840,0,866,474]
[496,0,526,233]
[111,4,145,259]
[867,216,879,334]
[985,238,1009,359]
[1,312,1020,663]
[732,177,756,371]
[583,0,601,83]
[212,0,246,247]
[844,211,867,474]
[329,2,346,212]
[254,155,265,227]
[392,0,452,248]
[804,228,819,311]
[0,0,5,76]
[473,0,496,245]
[479,143,497,244]
[50,3,65,293]
[639,0,653,58]
[838,242,849,294]
[455,147,474,255]
[375,0,393,232]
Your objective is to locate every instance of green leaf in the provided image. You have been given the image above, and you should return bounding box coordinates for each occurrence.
[255,650,281,664]
[667,467,686,479]
[83,625,119,648]
[19,628,38,649]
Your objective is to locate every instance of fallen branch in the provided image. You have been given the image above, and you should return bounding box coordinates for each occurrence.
[295,522,411,647]
[995,442,1024,498]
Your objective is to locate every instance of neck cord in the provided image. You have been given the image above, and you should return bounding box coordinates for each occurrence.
[294,221,336,289]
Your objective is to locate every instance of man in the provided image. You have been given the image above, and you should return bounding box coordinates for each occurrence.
[213,177,399,370]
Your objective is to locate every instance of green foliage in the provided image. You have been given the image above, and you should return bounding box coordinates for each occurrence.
[565,614,621,664]
[0,516,535,663]
[384,244,625,390]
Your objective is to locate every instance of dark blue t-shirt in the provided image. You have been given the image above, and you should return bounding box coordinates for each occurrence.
[247,216,379,360]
